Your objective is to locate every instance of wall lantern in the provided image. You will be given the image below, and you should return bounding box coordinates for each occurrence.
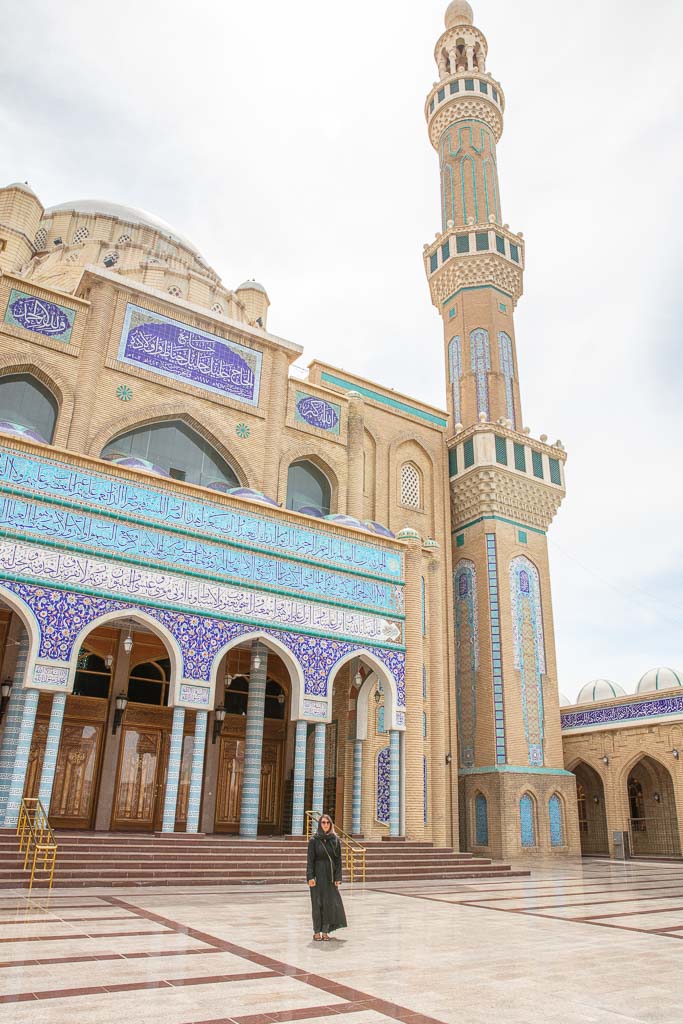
[601,755,610,766]
[252,653,262,672]
[672,749,680,761]
[213,705,227,743]
[112,692,128,735]
[0,678,12,723]
[445,753,453,766]
[653,792,662,803]
[123,625,133,655]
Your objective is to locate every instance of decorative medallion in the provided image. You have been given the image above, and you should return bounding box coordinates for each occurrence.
[235,423,250,439]
[295,392,341,434]
[116,385,133,402]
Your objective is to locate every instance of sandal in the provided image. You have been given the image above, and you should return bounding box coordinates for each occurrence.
[314,933,322,941]
[322,934,330,941]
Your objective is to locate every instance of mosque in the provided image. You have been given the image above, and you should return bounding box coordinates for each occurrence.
[0,0,680,864]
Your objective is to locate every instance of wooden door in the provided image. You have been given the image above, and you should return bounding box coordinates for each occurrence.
[214,723,284,834]
[111,726,165,831]
[50,722,105,829]
[215,734,245,833]
[259,740,283,834]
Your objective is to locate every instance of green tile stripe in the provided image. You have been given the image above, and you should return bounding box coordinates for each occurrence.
[458,765,575,777]
[451,515,546,537]
[0,481,404,588]
[320,373,448,428]
[0,570,405,653]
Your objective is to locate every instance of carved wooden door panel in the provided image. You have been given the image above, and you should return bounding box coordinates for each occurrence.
[215,735,244,833]
[258,740,282,833]
[112,727,164,832]
[23,719,49,801]
[50,723,104,829]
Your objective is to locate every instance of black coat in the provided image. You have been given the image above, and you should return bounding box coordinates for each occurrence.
[307,833,347,933]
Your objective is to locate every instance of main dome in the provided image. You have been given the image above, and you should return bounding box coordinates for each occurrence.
[445,1,474,28]
[44,199,200,255]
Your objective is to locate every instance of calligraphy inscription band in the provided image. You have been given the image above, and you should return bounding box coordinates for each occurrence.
[295,392,341,434]
[4,289,76,343]
[118,303,262,406]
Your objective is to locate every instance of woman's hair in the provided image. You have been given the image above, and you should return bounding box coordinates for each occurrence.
[318,814,336,836]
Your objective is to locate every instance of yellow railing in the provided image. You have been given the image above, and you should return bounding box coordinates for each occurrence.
[305,810,366,883]
[16,798,58,892]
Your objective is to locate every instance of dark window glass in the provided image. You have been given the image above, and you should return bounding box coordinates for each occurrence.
[437,87,445,103]
[479,81,488,94]
[450,81,459,94]
[495,435,507,465]
[430,251,438,273]
[476,232,489,251]
[495,235,505,255]
[441,241,450,261]
[510,244,520,263]
[0,374,58,442]
[101,420,238,489]
[456,235,470,254]
[492,87,499,102]
[448,448,458,477]
[465,79,475,91]
[286,460,331,515]
[549,458,562,485]
[464,438,475,468]
[128,660,169,706]
[532,450,544,479]
[225,675,249,716]
[513,443,526,472]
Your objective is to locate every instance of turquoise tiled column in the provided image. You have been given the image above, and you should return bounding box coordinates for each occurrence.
[0,636,29,823]
[186,711,207,834]
[161,706,185,833]
[2,689,39,829]
[37,692,67,813]
[291,719,308,835]
[352,738,363,834]
[389,729,400,838]
[311,722,326,817]
[239,642,268,838]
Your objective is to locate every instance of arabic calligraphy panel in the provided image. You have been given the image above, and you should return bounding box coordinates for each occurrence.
[117,303,262,406]
[4,289,76,343]
[294,391,341,435]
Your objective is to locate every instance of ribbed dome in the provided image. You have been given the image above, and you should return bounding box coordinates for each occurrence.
[636,667,683,694]
[445,1,474,28]
[44,199,200,255]
[576,679,626,704]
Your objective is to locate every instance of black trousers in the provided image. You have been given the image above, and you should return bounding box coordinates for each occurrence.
[310,886,329,932]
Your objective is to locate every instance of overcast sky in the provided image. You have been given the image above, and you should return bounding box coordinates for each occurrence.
[1,0,682,700]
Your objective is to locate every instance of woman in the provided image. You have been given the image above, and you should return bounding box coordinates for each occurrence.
[307,814,347,941]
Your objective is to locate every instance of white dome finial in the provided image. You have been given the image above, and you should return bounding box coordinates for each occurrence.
[445,0,474,28]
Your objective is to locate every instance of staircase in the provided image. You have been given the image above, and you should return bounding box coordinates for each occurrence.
[0,831,528,889]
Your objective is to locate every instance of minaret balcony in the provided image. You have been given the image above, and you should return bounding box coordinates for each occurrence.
[426,72,505,146]
[447,423,567,531]
[424,225,524,309]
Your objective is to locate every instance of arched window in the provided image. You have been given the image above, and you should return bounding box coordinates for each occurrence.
[400,462,421,509]
[222,676,286,720]
[101,420,239,489]
[167,285,183,297]
[286,460,331,515]
[470,329,491,420]
[498,332,515,427]
[72,227,89,244]
[520,793,536,848]
[0,373,58,442]
[475,792,489,846]
[549,794,564,847]
[73,651,112,700]
[128,659,171,706]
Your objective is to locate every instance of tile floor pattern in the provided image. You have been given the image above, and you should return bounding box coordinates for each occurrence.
[0,860,682,1023]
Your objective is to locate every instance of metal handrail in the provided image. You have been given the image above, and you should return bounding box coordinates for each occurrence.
[16,798,58,891]
[305,810,366,883]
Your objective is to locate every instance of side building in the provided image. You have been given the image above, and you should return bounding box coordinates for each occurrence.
[0,188,456,841]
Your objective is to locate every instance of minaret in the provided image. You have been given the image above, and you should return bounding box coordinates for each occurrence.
[425,2,580,858]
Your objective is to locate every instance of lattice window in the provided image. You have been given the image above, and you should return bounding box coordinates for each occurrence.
[72,227,89,244]
[532,450,544,479]
[117,234,132,244]
[549,458,562,485]
[400,462,421,509]
[167,285,183,297]
[33,228,47,250]
[211,302,224,315]
[103,251,119,267]
[495,435,507,465]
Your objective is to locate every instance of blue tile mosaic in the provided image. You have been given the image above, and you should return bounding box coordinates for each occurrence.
[4,288,76,343]
[294,392,341,434]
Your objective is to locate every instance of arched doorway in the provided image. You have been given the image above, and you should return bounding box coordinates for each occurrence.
[572,761,609,856]
[627,756,681,857]
[212,642,291,834]
[23,616,186,832]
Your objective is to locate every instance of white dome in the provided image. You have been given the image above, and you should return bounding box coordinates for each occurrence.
[5,181,39,197]
[558,692,572,708]
[445,1,474,28]
[636,667,683,694]
[236,280,267,294]
[44,199,200,255]
[576,679,626,704]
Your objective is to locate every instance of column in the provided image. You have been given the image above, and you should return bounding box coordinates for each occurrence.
[428,549,448,846]
[66,281,118,451]
[351,738,363,835]
[186,711,207,834]
[2,689,39,829]
[0,634,29,823]
[291,719,308,835]
[389,729,400,838]
[37,692,67,813]
[399,730,406,838]
[402,533,426,837]
[311,722,326,816]
[239,641,268,838]
[161,706,185,833]
[261,349,289,495]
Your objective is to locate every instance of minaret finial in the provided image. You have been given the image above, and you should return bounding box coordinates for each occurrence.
[445,0,474,28]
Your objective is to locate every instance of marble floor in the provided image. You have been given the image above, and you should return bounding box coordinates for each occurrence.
[1,859,682,1023]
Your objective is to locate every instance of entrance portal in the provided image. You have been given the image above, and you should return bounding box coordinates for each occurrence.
[627,756,681,858]
[572,761,609,856]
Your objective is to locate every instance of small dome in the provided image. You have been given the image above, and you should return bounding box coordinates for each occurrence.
[236,280,267,294]
[297,505,326,518]
[227,487,280,508]
[0,420,47,444]
[636,667,683,694]
[108,456,171,478]
[397,527,421,541]
[576,679,626,704]
[364,521,396,539]
[4,181,39,197]
[558,692,572,708]
[324,513,372,532]
[445,0,474,28]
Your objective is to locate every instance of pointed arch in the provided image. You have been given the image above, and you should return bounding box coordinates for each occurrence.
[334,649,402,735]
[498,332,515,427]
[87,403,255,487]
[275,442,343,510]
[519,791,537,848]
[548,793,565,847]
[208,631,305,722]
[0,354,75,446]
[453,558,479,768]
[448,336,463,425]
[474,790,489,846]
[469,329,491,420]
[509,555,546,767]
